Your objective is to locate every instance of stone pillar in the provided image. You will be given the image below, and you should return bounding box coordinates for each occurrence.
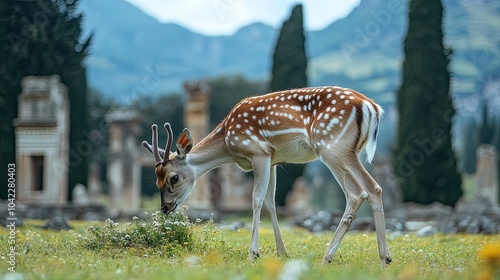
[13,75,69,204]
[372,154,403,211]
[476,144,499,206]
[105,110,142,214]
[183,81,212,210]
[219,165,252,211]
[88,161,102,203]
[286,177,312,216]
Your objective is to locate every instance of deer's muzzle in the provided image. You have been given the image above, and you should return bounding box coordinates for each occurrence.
[161,201,178,214]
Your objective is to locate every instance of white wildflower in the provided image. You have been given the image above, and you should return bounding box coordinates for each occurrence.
[278,259,308,280]
[184,255,200,266]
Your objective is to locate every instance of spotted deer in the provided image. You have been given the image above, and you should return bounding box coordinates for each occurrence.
[142,86,392,265]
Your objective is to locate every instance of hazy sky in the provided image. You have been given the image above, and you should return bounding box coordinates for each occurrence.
[124,0,361,35]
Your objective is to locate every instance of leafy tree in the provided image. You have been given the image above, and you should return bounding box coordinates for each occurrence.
[269,4,308,206]
[0,0,90,199]
[393,0,462,206]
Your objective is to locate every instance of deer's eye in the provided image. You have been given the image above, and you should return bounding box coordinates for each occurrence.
[170,175,179,185]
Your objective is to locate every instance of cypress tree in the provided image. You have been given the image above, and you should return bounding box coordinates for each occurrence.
[394,0,462,206]
[0,0,90,199]
[269,4,308,206]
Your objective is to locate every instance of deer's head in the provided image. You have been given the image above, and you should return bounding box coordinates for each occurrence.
[142,123,195,214]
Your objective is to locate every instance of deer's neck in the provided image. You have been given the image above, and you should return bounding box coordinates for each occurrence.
[187,123,234,178]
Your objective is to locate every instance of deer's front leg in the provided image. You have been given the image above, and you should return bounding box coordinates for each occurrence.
[248,155,272,260]
[264,165,288,257]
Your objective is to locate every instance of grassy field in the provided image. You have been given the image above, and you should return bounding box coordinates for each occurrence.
[1,213,499,280]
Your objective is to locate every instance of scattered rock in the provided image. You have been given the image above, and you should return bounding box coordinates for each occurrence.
[386,218,404,231]
[292,209,342,232]
[389,231,405,240]
[292,200,500,234]
[387,202,454,221]
[41,216,72,230]
[416,225,437,237]
[218,221,245,231]
[438,199,500,234]
[350,217,375,231]
[405,221,430,231]
[1,218,23,227]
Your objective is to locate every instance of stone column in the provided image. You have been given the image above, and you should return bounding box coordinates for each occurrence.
[372,154,403,211]
[105,110,142,214]
[476,144,499,206]
[219,165,252,211]
[88,161,102,203]
[183,81,212,210]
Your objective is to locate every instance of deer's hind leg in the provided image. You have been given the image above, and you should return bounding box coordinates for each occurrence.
[348,159,392,266]
[320,154,366,264]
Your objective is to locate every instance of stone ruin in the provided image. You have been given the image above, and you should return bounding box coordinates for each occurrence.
[105,109,142,214]
[5,75,108,227]
[475,144,499,206]
[181,81,212,210]
[13,75,69,204]
[182,81,252,213]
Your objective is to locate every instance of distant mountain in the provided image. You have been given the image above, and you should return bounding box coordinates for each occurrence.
[79,0,499,107]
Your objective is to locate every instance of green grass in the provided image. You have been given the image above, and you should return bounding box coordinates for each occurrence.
[1,214,499,280]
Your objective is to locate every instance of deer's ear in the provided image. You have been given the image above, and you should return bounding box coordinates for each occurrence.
[175,128,193,159]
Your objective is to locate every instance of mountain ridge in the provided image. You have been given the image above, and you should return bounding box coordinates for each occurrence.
[79,0,499,109]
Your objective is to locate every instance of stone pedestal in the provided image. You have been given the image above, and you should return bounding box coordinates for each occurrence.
[13,75,69,204]
[372,154,403,211]
[105,110,142,214]
[183,81,212,210]
[88,161,102,202]
[218,165,252,211]
[286,177,312,215]
[476,144,499,206]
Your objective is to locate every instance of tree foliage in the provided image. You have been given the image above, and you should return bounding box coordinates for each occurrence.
[393,0,462,206]
[269,4,308,206]
[0,0,90,199]
[270,5,307,92]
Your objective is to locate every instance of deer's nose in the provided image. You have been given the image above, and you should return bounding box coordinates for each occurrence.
[161,201,178,214]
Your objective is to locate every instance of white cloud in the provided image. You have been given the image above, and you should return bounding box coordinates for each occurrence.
[124,0,361,35]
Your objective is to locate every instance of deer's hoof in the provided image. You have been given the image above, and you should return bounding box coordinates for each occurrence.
[248,251,260,261]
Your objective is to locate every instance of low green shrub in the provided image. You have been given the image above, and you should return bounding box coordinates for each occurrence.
[76,211,193,253]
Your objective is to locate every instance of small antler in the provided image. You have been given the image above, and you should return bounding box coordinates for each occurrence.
[142,123,174,165]
[163,123,173,164]
[151,124,162,165]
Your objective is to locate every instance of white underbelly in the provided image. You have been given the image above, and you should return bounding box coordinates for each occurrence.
[271,136,318,165]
